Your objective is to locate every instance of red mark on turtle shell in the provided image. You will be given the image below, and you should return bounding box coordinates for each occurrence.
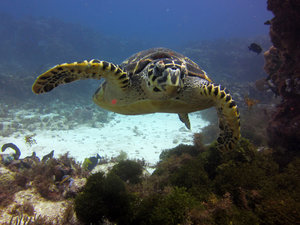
[111,99,117,105]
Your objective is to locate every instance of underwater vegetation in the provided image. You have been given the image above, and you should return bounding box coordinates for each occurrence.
[74,172,133,225]
[0,150,87,207]
[110,159,143,184]
[0,149,87,224]
[72,138,299,225]
[0,105,298,224]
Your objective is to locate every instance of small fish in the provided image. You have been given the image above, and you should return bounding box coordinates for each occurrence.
[42,150,54,162]
[248,43,262,54]
[82,153,101,171]
[244,95,259,110]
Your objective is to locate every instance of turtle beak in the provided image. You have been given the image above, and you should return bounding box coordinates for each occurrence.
[162,68,182,95]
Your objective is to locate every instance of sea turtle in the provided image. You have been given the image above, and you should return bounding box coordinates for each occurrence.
[32,48,240,150]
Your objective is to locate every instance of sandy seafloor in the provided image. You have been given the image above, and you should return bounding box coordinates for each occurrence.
[1,112,209,165]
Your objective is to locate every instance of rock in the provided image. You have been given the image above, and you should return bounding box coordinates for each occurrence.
[264,0,300,153]
[0,166,16,186]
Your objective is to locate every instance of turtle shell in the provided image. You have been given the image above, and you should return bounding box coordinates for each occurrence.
[121,47,212,83]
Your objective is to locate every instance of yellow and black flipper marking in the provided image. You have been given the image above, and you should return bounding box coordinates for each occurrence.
[32,60,130,94]
[199,83,241,150]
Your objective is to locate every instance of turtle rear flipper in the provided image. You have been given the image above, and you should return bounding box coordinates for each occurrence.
[200,83,240,150]
[32,60,130,94]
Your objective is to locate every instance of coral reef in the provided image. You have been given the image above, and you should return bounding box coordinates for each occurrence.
[1,137,299,224]
[0,166,19,207]
[0,152,87,224]
[264,0,300,155]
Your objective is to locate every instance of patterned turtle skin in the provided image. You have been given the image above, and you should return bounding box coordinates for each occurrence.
[32,48,240,150]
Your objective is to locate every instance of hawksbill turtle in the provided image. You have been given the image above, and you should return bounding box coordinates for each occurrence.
[32,48,240,150]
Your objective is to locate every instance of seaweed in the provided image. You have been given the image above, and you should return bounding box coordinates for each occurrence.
[115,150,128,162]
[133,187,196,225]
[159,144,199,161]
[1,152,87,206]
[129,138,299,224]
[74,172,133,224]
[0,131,298,224]
[0,167,22,207]
[110,159,143,184]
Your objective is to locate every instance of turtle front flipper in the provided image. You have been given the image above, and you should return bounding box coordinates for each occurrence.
[200,83,240,150]
[32,60,130,94]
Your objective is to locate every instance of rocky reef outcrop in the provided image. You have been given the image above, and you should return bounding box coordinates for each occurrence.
[264,0,300,155]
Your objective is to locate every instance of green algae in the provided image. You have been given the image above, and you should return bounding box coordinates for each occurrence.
[74,138,300,224]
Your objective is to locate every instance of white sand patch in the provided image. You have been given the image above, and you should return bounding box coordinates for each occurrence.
[1,112,209,165]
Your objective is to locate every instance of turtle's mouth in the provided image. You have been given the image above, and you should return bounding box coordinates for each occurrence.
[160,67,183,94]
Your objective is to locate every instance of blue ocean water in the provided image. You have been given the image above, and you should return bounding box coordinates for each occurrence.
[2,0,272,47]
[0,0,274,158]
[0,0,273,159]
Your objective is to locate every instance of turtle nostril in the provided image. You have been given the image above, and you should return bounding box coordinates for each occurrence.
[155,61,165,71]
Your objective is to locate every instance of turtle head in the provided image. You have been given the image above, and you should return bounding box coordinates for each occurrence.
[146,59,187,96]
